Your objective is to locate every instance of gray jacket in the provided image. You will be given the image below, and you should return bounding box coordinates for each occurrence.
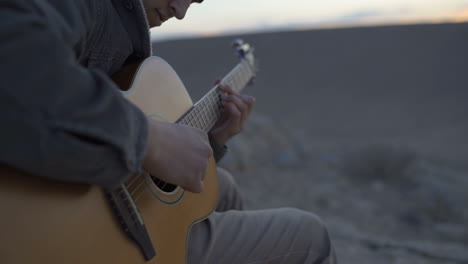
[0,0,151,189]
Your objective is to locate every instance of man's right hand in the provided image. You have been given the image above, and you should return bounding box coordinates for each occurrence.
[142,117,212,193]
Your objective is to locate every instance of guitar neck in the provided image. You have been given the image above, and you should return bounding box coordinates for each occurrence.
[177,59,255,131]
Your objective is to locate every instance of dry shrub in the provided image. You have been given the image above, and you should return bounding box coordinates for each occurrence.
[340,144,417,184]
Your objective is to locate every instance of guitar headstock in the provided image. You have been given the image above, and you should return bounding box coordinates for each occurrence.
[232,39,257,80]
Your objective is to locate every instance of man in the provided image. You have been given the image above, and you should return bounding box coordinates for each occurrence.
[0,0,336,263]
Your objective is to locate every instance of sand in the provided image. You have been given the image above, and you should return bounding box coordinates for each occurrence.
[153,23,468,263]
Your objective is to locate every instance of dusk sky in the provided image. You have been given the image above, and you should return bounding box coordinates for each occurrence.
[151,0,468,41]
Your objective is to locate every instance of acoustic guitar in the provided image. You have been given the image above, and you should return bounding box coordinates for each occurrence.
[0,39,256,264]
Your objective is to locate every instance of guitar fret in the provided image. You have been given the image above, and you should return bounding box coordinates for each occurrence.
[241,65,248,87]
[201,108,208,129]
[212,94,220,119]
[208,96,218,119]
[235,79,240,90]
[191,107,201,127]
[176,57,255,133]
[195,117,203,129]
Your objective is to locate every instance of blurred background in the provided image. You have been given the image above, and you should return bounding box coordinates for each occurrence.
[151,0,468,41]
[152,1,468,263]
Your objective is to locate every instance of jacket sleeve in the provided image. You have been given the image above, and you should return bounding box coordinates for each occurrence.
[208,134,228,163]
[0,1,148,189]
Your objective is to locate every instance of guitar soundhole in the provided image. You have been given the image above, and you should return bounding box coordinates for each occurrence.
[151,175,177,193]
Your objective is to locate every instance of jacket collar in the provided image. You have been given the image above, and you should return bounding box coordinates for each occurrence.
[111,0,152,60]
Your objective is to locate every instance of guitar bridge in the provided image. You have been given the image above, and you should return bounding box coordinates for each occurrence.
[106,184,156,261]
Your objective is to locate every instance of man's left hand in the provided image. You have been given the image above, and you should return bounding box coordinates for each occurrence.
[209,81,255,146]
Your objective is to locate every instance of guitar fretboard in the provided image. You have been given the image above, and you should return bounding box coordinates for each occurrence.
[177,59,255,131]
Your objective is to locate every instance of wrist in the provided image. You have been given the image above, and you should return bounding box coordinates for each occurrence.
[210,132,227,146]
[208,133,228,163]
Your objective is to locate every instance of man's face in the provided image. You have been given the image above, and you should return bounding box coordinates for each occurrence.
[143,0,202,27]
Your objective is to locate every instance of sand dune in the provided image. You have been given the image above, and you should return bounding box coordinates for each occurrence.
[155,22,468,166]
[153,23,468,263]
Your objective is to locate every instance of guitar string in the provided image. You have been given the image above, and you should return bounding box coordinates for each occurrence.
[129,79,251,200]
[126,172,143,191]
[182,96,214,130]
[126,179,145,198]
[127,175,147,202]
[179,62,249,130]
[186,61,248,127]
[127,173,146,195]
[127,61,254,199]
[131,121,233,198]
[129,69,251,199]
[129,178,146,196]
[133,186,146,202]
[126,173,143,189]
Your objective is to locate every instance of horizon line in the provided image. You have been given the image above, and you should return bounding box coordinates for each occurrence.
[152,20,467,43]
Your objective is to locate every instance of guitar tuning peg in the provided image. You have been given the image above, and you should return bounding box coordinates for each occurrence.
[231,39,244,48]
[231,39,252,59]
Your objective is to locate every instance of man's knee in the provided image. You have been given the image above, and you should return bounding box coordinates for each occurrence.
[215,167,243,211]
[216,167,236,186]
[303,211,335,263]
[284,208,335,263]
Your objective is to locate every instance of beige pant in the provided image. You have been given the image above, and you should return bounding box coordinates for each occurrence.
[187,168,337,264]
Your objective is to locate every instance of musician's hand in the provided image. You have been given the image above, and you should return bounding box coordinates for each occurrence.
[142,118,212,193]
[210,81,256,146]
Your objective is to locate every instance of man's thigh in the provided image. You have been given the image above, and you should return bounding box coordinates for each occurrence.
[187,208,335,264]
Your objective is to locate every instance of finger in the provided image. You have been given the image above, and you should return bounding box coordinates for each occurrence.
[218,83,235,95]
[213,79,231,92]
[183,180,204,193]
[222,99,246,136]
[223,101,242,132]
[199,181,205,192]
[225,94,249,121]
[182,160,207,193]
[241,94,256,115]
[223,100,242,119]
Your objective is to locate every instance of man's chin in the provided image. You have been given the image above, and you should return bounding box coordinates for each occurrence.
[149,20,163,28]
[147,14,163,28]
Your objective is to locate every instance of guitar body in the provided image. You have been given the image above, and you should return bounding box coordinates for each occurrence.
[0,57,219,264]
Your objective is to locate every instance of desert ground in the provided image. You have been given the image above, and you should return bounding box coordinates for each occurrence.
[153,23,468,263]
